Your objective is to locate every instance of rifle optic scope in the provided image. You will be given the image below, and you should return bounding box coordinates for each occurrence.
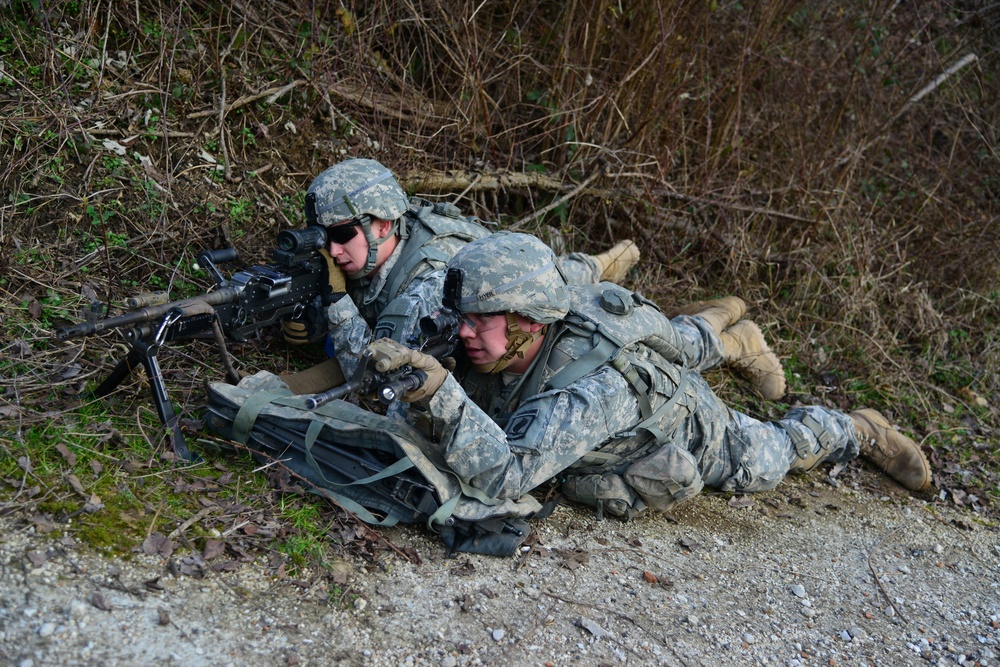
[277,225,328,255]
[420,309,462,337]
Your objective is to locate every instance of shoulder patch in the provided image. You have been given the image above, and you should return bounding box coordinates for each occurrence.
[372,321,396,341]
[505,409,538,441]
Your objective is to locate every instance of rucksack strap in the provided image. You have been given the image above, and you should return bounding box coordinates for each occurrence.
[229,386,507,529]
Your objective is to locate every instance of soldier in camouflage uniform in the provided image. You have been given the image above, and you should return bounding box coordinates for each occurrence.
[279,158,644,389]
[281,158,786,400]
[367,232,932,518]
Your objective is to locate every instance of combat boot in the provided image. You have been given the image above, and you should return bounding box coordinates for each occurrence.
[719,320,787,400]
[669,296,747,334]
[850,409,931,491]
[591,240,641,283]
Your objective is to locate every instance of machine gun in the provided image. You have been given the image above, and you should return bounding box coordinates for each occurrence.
[55,226,333,460]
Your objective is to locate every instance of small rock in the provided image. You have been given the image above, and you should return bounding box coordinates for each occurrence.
[441,657,458,667]
[686,615,700,626]
[69,599,89,621]
[790,584,806,598]
[492,628,505,641]
[353,598,367,611]
[743,632,755,644]
[934,544,945,554]
[841,630,852,641]
[576,616,610,638]
[38,622,55,638]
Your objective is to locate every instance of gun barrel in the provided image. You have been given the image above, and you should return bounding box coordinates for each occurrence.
[304,380,359,411]
[56,287,241,340]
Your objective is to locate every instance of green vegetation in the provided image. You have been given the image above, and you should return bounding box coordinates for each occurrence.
[1,0,997,577]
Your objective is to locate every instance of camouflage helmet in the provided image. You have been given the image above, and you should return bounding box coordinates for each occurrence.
[445,232,569,324]
[305,158,410,278]
[305,158,409,227]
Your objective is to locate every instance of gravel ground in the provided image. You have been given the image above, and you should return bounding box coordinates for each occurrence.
[2,472,998,667]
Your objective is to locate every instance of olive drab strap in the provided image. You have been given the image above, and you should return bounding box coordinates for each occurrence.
[231,386,294,444]
[205,372,540,556]
[376,203,493,314]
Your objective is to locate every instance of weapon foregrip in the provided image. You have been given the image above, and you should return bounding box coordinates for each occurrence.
[56,322,97,340]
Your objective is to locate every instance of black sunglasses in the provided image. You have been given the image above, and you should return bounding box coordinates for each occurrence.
[327,220,362,245]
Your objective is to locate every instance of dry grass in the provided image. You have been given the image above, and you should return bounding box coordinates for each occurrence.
[1,0,998,524]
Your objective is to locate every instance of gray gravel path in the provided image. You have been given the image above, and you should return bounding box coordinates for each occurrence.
[2,472,997,667]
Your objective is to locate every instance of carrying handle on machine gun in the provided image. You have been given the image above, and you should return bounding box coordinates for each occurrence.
[194,247,239,287]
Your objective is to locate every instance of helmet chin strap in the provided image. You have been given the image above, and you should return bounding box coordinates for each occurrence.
[350,218,400,279]
[472,314,546,374]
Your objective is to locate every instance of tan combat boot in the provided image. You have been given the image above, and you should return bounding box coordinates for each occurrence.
[719,321,787,400]
[591,240,641,283]
[671,296,747,335]
[850,409,932,492]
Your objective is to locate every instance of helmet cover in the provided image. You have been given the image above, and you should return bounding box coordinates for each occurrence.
[305,158,409,227]
[446,232,569,324]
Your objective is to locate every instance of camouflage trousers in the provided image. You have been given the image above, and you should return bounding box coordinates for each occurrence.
[695,392,861,494]
[649,316,852,495]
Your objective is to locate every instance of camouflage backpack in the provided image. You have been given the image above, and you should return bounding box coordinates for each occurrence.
[203,371,540,556]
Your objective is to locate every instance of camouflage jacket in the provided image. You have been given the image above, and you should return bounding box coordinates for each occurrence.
[325,201,605,377]
[406,283,733,500]
[325,200,491,377]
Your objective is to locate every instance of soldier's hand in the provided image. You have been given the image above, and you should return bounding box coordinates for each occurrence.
[319,248,347,302]
[368,338,448,402]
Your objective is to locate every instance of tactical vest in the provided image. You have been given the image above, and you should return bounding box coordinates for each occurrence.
[467,283,705,519]
[363,199,493,337]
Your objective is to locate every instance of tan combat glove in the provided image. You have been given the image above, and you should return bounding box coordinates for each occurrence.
[367,338,448,403]
[281,248,348,344]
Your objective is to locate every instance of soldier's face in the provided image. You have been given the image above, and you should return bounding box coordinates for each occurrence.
[458,313,541,373]
[457,313,509,367]
[327,218,395,276]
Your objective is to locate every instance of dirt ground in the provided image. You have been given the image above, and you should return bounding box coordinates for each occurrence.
[2,468,998,667]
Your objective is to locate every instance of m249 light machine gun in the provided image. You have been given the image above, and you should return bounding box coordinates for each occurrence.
[55,226,334,460]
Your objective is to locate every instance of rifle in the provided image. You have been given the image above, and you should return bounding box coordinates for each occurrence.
[55,226,333,460]
[304,307,462,410]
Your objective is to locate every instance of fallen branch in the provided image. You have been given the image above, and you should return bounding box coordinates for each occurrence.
[837,53,979,167]
[187,80,307,120]
[867,527,909,623]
